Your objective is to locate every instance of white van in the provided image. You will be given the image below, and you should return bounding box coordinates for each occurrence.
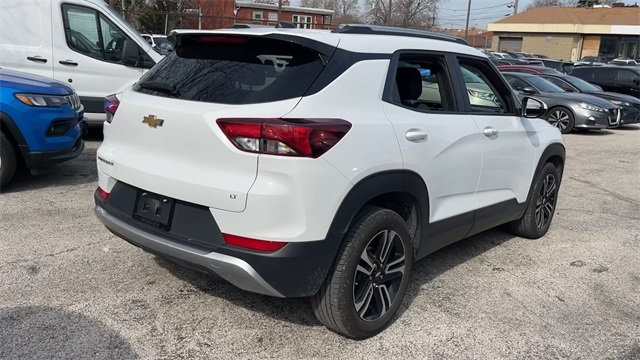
[0,0,163,125]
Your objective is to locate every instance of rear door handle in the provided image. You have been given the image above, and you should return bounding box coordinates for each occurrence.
[27,56,48,63]
[483,127,499,137]
[405,129,428,143]
[59,60,78,66]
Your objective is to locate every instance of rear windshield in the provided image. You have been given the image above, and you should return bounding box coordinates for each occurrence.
[133,35,324,104]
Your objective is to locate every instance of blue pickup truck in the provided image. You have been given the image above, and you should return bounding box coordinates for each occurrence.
[0,69,86,188]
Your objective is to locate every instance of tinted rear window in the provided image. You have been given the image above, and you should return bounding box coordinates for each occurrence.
[133,35,324,104]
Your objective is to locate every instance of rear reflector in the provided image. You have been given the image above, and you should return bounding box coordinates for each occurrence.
[223,233,287,252]
[217,118,351,158]
[98,187,110,200]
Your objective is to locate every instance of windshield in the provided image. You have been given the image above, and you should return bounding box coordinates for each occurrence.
[565,76,602,92]
[527,76,565,93]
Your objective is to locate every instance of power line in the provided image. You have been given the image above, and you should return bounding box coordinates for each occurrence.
[439,2,512,12]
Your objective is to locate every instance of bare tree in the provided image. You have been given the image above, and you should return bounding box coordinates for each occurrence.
[366,0,438,29]
[526,0,576,9]
[301,0,362,23]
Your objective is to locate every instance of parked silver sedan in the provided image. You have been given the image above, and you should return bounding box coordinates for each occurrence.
[503,72,621,134]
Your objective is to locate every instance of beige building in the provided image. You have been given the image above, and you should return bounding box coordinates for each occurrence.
[488,6,640,61]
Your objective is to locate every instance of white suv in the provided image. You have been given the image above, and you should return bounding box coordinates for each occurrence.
[94,25,565,339]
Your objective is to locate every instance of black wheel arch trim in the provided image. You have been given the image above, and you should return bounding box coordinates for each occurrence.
[522,142,566,217]
[326,170,430,255]
[0,111,29,161]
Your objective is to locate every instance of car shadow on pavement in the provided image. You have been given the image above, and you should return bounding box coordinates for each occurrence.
[153,256,320,327]
[0,306,139,360]
[615,125,640,131]
[571,130,614,136]
[154,227,516,331]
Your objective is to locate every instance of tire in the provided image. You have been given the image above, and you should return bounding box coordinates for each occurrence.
[0,132,18,190]
[509,163,560,239]
[546,107,575,134]
[311,207,414,339]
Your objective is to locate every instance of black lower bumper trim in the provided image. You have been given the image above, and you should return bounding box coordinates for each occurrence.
[24,138,84,171]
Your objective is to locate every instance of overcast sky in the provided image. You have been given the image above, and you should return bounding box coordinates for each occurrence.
[290,0,534,29]
[438,0,530,29]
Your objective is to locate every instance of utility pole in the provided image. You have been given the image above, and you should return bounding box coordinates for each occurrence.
[513,0,519,15]
[121,0,125,19]
[278,0,282,22]
[464,0,471,38]
[387,0,392,25]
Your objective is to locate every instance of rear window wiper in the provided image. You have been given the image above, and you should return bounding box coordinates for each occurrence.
[137,80,180,96]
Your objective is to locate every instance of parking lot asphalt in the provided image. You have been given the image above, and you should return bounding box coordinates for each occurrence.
[1,126,639,360]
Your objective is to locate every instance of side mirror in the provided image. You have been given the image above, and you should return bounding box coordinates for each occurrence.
[121,39,140,67]
[522,87,537,95]
[634,78,640,85]
[521,96,548,118]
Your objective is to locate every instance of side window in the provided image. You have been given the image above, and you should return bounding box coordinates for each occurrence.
[456,57,512,114]
[64,6,102,58]
[62,4,136,65]
[617,70,635,82]
[99,15,128,63]
[390,54,455,112]
[504,75,530,92]
[594,69,615,80]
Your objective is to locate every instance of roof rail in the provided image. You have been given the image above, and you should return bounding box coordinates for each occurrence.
[231,22,297,29]
[332,24,470,46]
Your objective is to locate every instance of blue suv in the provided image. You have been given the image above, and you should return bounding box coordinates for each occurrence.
[0,69,86,188]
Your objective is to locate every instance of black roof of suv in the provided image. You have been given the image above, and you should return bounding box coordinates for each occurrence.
[570,66,640,98]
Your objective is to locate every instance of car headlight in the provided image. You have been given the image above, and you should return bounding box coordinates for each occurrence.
[576,102,604,112]
[609,99,631,107]
[468,89,496,101]
[14,93,68,107]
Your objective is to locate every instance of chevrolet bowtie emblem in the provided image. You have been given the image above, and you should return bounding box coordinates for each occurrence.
[142,114,164,128]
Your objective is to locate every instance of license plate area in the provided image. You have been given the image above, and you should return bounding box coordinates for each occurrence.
[134,191,175,229]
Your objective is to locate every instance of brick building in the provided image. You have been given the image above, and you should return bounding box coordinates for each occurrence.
[488,6,640,61]
[190,0,334,30]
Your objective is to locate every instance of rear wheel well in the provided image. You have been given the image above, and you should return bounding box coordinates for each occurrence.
[363,192,421,251]
[546,154,564,174]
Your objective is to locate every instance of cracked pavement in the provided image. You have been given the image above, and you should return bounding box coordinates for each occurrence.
[1,126,639,359]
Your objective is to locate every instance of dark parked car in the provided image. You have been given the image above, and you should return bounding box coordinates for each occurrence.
[498,65,563,75]
[503,72,621,133]
[538,73,640,125]
[570,66,640,98]
[540,59,575,74]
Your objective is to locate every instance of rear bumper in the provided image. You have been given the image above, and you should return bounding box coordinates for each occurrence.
[95,205,285,297]
[93,184,342,298]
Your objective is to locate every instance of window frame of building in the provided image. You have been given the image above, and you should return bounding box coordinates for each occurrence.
[252,11,263,21]
[292,14,312,29]
[268,12,277,22]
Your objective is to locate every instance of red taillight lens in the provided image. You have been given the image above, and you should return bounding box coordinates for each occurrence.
[98,187,110,200]
[217,118,351,158]
[104,94,119,123]
[223,233,287,252]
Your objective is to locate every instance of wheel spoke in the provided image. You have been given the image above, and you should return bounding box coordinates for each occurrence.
[545,176,556,198]
[375,230,397,265]
[354,282,374,315]
[535,206,544,228]
[380,270,403,284]
[357,250,375,276]
[373,285,392,317]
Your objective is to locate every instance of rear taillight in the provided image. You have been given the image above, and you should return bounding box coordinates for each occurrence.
[104,94,119,123]
[223,233,287,252]
[97,187,110,200]
[216,118,351,158]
